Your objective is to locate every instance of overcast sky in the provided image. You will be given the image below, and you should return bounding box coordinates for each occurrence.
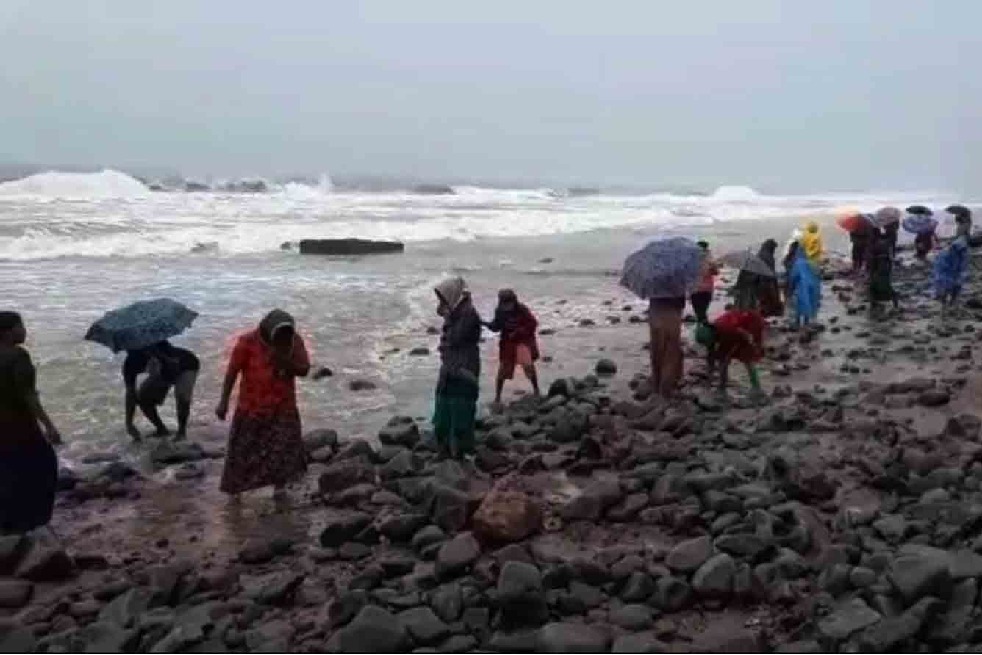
[0,1,978,192]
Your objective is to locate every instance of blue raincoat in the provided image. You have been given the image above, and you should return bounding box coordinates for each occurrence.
[789,249,821,325]
[933,237,969,298]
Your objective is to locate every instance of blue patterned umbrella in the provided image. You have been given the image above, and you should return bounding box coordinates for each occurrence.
[85,298,198,352]
[902,213,939,235]
[620,237,703,300]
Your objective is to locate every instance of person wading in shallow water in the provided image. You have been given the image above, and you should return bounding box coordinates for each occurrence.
[123,340,199,440]
[216,309,310,502]
[485,289,541,404]
[0,311,62,535]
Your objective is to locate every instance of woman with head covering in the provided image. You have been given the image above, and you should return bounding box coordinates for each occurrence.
[756,239,784,317]
[485,289,540,404]
[216,309,310,500]
[867,228,899,315]
[689,241,719,324]
[934,234,970,315]
[0,311,62,535]
[801,221,825,267]
[788,246,822,328]
[433,277,483,459]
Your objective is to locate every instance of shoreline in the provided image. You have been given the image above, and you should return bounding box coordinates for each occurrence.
[4,241,982,653]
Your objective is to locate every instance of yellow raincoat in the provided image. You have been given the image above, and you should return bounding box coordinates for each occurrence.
[801,221,824,264]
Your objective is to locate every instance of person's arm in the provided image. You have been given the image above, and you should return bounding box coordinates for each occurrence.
[14,350,61,444]
[216,341,246,420]
[484,310,502,333]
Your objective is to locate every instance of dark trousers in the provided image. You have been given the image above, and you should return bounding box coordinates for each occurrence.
[690,292,712,324]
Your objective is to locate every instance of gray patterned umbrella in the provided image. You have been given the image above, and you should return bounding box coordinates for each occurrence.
[620,237,703,299]
[718,249,776,278]
[85,298,198,352]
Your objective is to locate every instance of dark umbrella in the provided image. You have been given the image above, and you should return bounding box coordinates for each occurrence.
[945,205,972,221]
[906,205,933,216]
[620,237,703,300]
[718,249,777,278]
[85,298,198,353]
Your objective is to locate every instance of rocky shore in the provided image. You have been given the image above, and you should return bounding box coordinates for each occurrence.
[4,247,982,653]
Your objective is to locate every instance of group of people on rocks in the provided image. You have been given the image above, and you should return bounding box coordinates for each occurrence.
[1,205,974,537]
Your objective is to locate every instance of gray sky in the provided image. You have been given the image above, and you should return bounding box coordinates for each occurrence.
[1,1,978,192]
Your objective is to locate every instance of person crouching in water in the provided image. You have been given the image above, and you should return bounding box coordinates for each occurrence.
[485,289,540,404]
[697,308,766,399]
[867,228,900,316]
[433,278,483,460]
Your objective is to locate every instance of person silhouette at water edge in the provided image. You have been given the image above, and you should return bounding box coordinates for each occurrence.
[123,340,200,440]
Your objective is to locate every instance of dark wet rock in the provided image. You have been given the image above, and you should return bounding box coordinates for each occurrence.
[537,622,611,653]
[318,460,375,494]
[666,536,713,573]
[818,598,882,643]
[473,490,541,544]
[150,440,206,465]
[611,632,669,653]
[76,620,133,652]
[243,572,305,606]
[488,629,539,652]
[348,379,378,391]
[0,580,32,609]
[607,493,649,522]
[430,583,463,623]
[15,543,74,582]
[303,428,338,452]
[337,605,409,652]
[692,553,736,599]
[0,535,27,574]
[620,572,655,602]
[413,525,447,552]
[596,359,618,377]
[610,604,654,631]
[887,553,952,604]
[547,378,572,398]
[651,576,692,612]
[409,347,430,356]
[380,449,418,480]
[430,484,471,533]
[562,479,622,522]
[715,533,772,559]
[918,389,951,407]
[550,411,590,443]
[397,607,450,646]
[299,238,405,255]
[319,513,373,547]
[377,511,429,542]
[99,587,152,627]
[379,418,421,447]
[859,596,943,652]
[238,537,294,565]
[497,561,548,628]
[435,533,481,579]
[312,366,334,380]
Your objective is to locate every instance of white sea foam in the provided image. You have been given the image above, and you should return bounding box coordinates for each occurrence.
[0,172,965,260]
[0,169,150,198]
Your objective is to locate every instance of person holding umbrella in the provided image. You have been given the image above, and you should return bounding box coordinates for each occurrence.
[903,206,938,261]
[0,311,62,535]
[85,298,200,441]
[867,227,900,316]
[620,237,703,398]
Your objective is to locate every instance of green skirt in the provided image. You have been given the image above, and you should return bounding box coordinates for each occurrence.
[433,377,478,457]
[869,270,895,303]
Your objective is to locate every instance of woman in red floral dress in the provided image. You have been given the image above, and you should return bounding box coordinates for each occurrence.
[216,309,310,499]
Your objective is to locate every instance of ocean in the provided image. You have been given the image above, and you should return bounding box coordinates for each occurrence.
[0,169,964,466]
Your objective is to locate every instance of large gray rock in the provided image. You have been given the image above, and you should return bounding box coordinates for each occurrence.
[397,607,450,647]
[859,597,942,652]
[431,583,463,623]
[651,576,692,612]
[609,604,653,631]
[99,588,152,627]
[376,511,429,542]
[496,561,547,628]
[0,619,36,653]
[379,420,420,447]
[15,543,74,582]
[550,411,590,443]
[611,632,669,653]
[318,460,375,494]
[435,532,481,579]
[0,580,32,609]
[666,536,713,573]
[77,621,133,652]
[429,484,471,533]
[887,554,952,604]
[691,553,736,599]
[536,622,612,653]
[818,598,882,643]
[337,606,409,652]
[299,239,405,256]
[303,428,338,452]
[319,513,373,547]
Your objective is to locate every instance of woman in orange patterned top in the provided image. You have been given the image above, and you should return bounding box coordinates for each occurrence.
[216,309,310,500]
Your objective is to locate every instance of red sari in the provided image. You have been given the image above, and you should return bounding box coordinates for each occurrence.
[219,329,309,494]
[713,310,765,364]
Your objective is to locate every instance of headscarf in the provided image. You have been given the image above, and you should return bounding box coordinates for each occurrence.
[259,309,295,345]
[758,239,778,271]
[435,277,469,313]
[498,288,518,305]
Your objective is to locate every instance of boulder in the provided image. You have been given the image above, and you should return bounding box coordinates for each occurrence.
[379,420,420,448]
[15,543,74,582]
[595,359,618,377]
[429,483,472,533]
[149,441,205,466]
[299,239,405,255]
[303,428,338,452]
[0,580,32,609]
[473,490,541,543]
[612,632,669,653]
[435,532,481,579]
[337,606,409,652]
[536,622,612,653]
[691,553,736,599]
[376,512,429,542]
[550,411,590,443]
[497,561,548,628]
[319,513,373,547]
[887,554,952,605]
[318,460,375,494]
[817,598,882,643]
[0,535,27,574]
[397,607,450,647]
[431,583,463,623]
[666,536,713,573]
[609,604,654,631]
